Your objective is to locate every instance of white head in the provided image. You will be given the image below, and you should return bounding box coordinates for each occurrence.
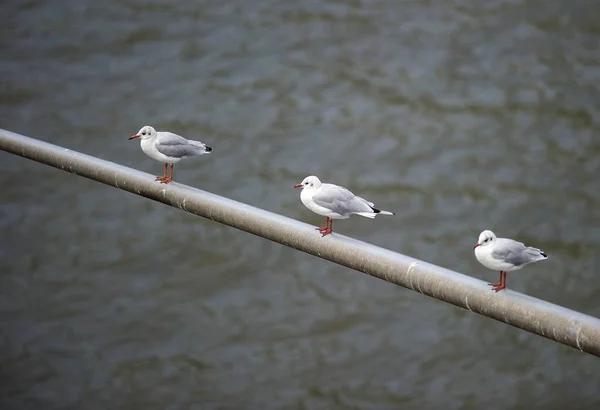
[294,175,322,190]
[473,230,497,249]
[129,125,157,141]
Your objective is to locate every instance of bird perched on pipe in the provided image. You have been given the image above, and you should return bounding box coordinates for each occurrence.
[294,175,394,237]
[473,230,548,292]
[129,125,212,184]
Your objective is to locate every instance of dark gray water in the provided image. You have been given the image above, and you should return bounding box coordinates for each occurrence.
[1,0,599,408]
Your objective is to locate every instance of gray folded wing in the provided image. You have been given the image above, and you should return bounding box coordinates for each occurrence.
[156,132,208,158]
[312,184,375,215]
[492,239,543,266]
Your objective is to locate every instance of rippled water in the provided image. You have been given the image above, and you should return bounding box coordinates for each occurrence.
[1,0,599,408]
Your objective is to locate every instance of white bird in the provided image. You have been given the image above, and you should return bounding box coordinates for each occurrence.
[473,230,548,292]
[129,125,212,184]
[294,175,394,237]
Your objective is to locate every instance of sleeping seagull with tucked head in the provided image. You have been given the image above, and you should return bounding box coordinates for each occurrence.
[129,125,212,184]
[294,175,394,237]
[473,230,548,292]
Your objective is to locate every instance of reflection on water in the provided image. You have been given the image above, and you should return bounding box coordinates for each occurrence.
[1,0,599,408]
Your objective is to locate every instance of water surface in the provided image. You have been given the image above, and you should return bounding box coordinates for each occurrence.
[1,0,599,409]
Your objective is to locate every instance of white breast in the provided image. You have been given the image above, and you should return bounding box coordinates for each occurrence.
[140,138,182,163]
[474,246,518,272]
[300,188,347,219]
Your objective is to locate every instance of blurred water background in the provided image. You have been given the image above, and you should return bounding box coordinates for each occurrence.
[1,0,599,409]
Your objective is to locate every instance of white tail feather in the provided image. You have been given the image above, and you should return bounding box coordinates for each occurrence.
[189,140,211,153]
[355,212,377,219]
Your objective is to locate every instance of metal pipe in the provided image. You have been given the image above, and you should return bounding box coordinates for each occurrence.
[2,127,600,357]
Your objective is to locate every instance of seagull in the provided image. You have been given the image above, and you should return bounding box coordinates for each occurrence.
[129,125,212,184]
[294,175,394,237]
[473,230,548,292]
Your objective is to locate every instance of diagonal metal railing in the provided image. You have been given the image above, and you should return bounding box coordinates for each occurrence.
[1,127,599,357]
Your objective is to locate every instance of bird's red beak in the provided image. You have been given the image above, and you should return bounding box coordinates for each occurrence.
[473,243,480,249]
[294,183,303,188]
[129,135,140,140]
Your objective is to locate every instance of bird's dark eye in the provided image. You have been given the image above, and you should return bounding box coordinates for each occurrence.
[305,182,308,185]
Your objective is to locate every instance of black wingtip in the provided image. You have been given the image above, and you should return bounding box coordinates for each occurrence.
[205,146,213,152]
[372,208,394,215]
[541,252,548,258]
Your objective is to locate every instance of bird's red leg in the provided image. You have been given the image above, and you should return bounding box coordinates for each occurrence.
[161,164,174,184]
[490,271,507,292]
[156,163,168,182]
[327,218,334,236]
[320,217,333,237]
[488,271,503,291]
[316,217,329,233]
